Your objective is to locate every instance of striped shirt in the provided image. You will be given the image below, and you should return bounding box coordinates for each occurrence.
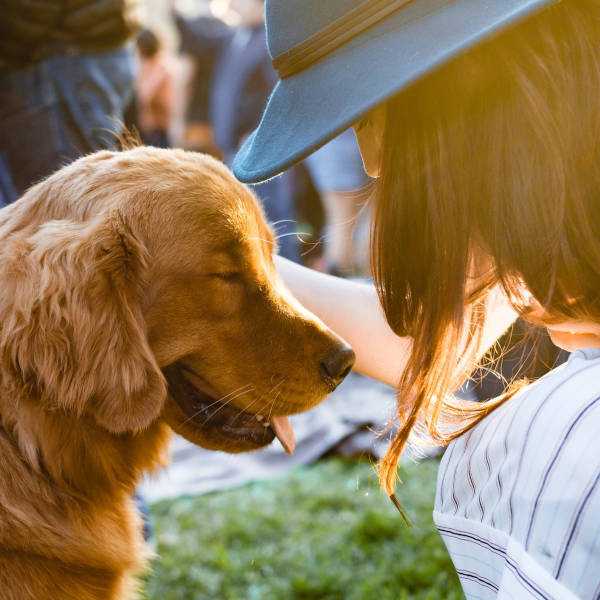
[434,347,600,599]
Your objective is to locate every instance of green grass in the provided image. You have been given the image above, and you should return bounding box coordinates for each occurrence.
[143,458,462,600]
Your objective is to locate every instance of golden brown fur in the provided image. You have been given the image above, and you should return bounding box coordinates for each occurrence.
[0,147,352,599]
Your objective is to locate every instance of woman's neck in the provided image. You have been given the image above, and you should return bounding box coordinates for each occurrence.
[546,321,600,352]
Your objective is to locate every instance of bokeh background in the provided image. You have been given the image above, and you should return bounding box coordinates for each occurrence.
[0,1,467,597]
[131,4,461,598]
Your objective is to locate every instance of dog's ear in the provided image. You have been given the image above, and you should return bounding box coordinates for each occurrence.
[0,210,166,433]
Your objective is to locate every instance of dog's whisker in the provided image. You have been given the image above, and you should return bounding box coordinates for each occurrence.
[270,378,286,395]
[246,231,312,246]
[274,231,311,241]
[266,388,284,429]
[201,386,255,426]
[229,395,263,426]
[180,383,254,426]
[231,378,282,425]
[269,219,298,227]
[176,363,287,433]
[229,378,287,428]
[200,384,254,413]
[179,365,252,409]
[272,388,283,412]
[264,379,286,416]
[180,383,253,424]
[198,386,253,425]
[300,239,323,257]
[246,235,276,246]
[266,378,286,422]
[193,394,241,427]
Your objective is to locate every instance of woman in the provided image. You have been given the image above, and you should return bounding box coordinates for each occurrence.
[234,1,600,597]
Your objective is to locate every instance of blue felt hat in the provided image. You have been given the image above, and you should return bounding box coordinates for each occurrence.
[233,0,556,184]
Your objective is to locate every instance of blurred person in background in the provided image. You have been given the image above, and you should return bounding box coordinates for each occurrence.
[174,0,230,157]
[0,0,153,541]
[135,28,174,148]
[304,129,372,276]
[0,0,139,205]
[173,0,300,262]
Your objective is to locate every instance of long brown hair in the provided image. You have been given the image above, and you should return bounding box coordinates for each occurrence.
[373,0,600,496]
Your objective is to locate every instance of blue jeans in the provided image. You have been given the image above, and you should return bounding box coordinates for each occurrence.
[0,46,135,205]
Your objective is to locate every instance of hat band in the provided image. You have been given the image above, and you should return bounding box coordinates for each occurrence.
[272,0,413,79]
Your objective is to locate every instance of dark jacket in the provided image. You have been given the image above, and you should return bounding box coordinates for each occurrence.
[175,15,275,158]
[176,14,230,125]
[0,0,140,67]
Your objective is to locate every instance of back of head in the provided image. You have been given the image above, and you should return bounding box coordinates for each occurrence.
[137,28,161,58]
[373,0,600,493]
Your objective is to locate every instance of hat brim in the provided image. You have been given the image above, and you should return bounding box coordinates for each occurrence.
[233,0,554,183]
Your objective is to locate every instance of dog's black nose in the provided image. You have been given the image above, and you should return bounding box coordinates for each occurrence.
[320,344,355,388]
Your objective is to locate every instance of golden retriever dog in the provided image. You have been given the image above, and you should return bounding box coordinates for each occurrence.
[0,147,354,600]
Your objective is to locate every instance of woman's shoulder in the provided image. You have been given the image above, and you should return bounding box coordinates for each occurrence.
[436,349,600,598]
[443,348,600,484]
[436,348,600,519]
[459,347,600,455]
[529,346,600,392]
[509,347,600,440]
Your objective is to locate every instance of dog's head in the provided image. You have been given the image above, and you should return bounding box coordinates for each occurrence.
[0,147,354,454]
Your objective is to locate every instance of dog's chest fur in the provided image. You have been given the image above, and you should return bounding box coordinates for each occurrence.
[0,402,171,600]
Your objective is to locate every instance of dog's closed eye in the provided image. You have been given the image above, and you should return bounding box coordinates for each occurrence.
[210,272,242,283]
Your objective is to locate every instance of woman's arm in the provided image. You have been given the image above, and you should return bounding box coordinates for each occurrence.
[276,256,411,385]
[276,256,517,387]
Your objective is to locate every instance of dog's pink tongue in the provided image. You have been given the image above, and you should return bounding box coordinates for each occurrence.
[270,416,296,455]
